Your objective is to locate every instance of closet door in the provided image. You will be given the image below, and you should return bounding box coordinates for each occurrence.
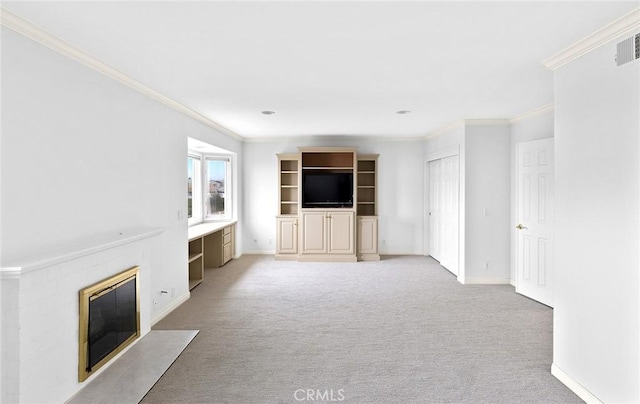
[428,160,442,262]
[428,156,459,275]
[439,155,459,275]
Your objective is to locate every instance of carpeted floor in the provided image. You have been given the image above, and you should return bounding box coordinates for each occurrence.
[143,255,582,404]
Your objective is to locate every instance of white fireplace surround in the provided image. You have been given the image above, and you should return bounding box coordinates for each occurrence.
[0,227,163,403]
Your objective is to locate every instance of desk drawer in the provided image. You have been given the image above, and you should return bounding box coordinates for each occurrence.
[223,243,232,264]
[223,226,232,235]
[223,233,231,245]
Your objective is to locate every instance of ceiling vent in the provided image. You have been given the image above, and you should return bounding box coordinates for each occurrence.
[616,33,639,67]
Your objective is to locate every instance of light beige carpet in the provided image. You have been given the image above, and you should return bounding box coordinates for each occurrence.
[143,255,581,403]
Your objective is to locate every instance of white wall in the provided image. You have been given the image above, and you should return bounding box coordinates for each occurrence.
[423,123,510,284]
[553,34,639,402]
[509,113,554,282]
[1,27,242,402]
[464,123,511,284]
[243,137,425,255]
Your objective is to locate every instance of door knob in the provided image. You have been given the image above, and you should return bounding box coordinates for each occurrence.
[516,224,527,230]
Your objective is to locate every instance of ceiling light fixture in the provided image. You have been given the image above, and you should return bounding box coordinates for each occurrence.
[396,110,411,115]
[261,110,275,115]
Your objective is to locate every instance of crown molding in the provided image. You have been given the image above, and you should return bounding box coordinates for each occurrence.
[542,7,640,70]
[424,120,465,140]
[1,8,244,141]
[465,119,511,126]
[510,103,554,124]
[243,134,425,143]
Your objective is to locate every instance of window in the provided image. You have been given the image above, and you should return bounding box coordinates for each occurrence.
[187,155,202,226]
[188,153,232,225]
[205,156,231,219]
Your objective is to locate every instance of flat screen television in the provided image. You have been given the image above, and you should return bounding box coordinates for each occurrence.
[302,172,353,208]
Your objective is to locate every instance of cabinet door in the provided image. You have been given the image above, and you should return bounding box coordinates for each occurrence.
[223,242,232,264]
[301,212,327,254]
[357,216,378,254]
[277,217,298,254]
[328,212,354,254]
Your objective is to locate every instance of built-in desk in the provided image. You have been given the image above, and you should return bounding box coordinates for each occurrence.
[188,221,236,290]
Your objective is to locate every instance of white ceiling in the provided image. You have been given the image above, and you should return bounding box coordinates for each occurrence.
[3,1,638,139]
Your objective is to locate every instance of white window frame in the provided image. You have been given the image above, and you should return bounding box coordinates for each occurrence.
[203,155,232,221]
[188,152,234,226]
[188,154,203,227]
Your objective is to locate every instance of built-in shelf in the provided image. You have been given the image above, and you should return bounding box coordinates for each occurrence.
[301,166,354,170]
[278,153,300,216]
[188,252,203,263]
[356,155,378,216]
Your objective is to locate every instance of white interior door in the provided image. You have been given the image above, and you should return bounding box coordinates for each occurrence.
[428,156,459,275]
[440,155,459,274]
[516,138,554,307]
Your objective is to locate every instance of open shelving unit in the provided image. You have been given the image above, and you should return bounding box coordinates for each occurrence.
[188,238,204,290]
[357,156,378,216]
[278,154,299,215]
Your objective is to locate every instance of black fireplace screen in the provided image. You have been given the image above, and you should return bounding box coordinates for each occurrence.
[79,266,140,382]
[87,276,137,370]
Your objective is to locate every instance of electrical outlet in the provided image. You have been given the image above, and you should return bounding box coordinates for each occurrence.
[171,287,175,297]
[253,239,258,243]
[177,210,184,220]
[382,239,387,245]
[268,238,273,245]
[153,299,158,307]
[484,261,489,269]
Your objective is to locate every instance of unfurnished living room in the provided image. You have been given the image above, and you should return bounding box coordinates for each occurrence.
[1,1,639,403]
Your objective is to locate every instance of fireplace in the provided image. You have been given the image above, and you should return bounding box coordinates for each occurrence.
[78,266,140,382]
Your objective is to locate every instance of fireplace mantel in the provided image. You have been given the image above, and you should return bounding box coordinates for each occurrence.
[0,227,164,278]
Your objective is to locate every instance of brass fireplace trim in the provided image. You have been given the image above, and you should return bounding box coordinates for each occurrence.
[78,265,140,382]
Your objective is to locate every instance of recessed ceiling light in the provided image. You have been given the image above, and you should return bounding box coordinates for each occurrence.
[396,110,411,115]
[261,110,275,115]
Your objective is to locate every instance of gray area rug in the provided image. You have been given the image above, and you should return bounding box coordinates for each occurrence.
[144,255,581,404]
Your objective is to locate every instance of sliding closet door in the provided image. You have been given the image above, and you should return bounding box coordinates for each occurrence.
[429,156,459,275]
[428,160,442,262]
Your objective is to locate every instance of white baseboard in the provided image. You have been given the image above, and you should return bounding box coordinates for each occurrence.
[151,291,190,327]
[462,277,512,285]
[510,278,516,287]
[551,363,603,404]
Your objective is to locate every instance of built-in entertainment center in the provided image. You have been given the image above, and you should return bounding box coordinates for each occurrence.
[276,147,379,261]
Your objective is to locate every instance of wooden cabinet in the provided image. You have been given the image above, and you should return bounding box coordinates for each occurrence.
[328,211,355,254]
[300,210,355,259]
[188,222,236,290]
[276,154,300,259]
[301,211,327,254]
[357,216,380,261]
[275,147,375,262]
[276,216,298,257]
[356,154,380,260]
